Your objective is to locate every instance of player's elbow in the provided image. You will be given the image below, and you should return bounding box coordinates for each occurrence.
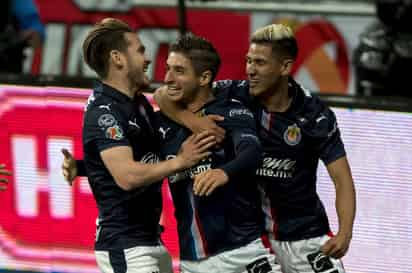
[115,171,148,191]
[113,175,135,191]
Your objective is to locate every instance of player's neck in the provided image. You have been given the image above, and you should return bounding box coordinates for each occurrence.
[260,78,292,113]
[103,74,136,99]
[187,86,215,113]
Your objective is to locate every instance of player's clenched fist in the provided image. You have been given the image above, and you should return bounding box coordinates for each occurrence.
[0,164,12,191]
[61,149,77,185]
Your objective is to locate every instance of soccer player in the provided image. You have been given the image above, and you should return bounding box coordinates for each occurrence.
[79,18,216,273]
[64,33,280,273]
[157,24,356,273]
[158,34,280,273]
[0,164,12,191]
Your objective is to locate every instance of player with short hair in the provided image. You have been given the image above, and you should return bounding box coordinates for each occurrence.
[79,18,216,273]
[158,34,280,273]
[157,24,356,273]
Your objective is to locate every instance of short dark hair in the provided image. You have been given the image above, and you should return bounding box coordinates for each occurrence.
[169,34,221,86]
[83,18,133,78]
[251,24,298,60]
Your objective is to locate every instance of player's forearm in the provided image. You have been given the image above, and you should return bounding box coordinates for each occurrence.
[121,157,188,190]
[220,141,262,179]
[335,178,356,238]
[327,157,356,237]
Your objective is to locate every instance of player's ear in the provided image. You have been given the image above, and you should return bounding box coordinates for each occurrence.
[280,58,293,76]
[199,70,212,87]
[110,50,124,68]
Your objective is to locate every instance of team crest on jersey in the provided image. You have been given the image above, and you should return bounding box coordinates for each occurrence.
[105,125,124,140]
[283,124,301,146]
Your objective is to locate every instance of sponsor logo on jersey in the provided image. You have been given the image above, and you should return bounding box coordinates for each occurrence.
[256,157,296,179]
[229,108,254,119]
[167,156,212,183]
[141,152,160,164]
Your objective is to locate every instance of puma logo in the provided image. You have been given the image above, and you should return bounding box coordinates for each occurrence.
[99,104,111,111]
[159,127,171,139]
[128,119,140,129]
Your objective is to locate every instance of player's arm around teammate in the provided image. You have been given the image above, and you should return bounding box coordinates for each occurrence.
[100,130,216,190]
[154,86,226,143]
[61,130,216,187]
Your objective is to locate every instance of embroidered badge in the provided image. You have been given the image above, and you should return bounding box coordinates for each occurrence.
[283,124,301,146]
[98,114,116,128]
[105,125,124,140]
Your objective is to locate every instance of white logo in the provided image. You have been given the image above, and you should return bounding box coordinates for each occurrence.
[98,114,116,128]
[141,152,160,164]
[256,157,296,179]
[229,108,254,119]
[237,80,247,87]
[231,98,241,103]
[128,119,140,129]
[98,104,111,111]
[311,252,329,271]
[158,127,171,139]
[241,133,259,143]
[327,122,338,137]
[316,114,327,123]
[84,94,95,111]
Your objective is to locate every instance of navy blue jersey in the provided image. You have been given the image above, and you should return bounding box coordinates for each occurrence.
[83,82,163,250]
[157,97,264,260]
[214,79,346,241]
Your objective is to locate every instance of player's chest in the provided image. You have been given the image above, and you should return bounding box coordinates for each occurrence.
[257,110,310,155]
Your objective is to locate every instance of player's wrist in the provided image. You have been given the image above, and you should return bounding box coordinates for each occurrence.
[171,155,186,171]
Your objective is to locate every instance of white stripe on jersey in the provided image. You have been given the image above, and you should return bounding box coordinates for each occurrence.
[188,188,207,259]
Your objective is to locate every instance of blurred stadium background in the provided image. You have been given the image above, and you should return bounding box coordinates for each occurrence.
[0,0,411,273]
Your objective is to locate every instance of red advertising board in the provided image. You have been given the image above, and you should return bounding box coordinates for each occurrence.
[0,85,179,271]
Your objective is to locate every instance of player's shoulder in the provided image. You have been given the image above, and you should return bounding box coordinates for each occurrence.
[293,81,338,137]
[209,97,255,123]
[213,79,250,101]
[213,79,248,90]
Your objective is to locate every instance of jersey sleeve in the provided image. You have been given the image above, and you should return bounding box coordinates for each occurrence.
[83,104,130,153]
[213,80,252,107]
[218,103,262,178]
[316,107,347,165]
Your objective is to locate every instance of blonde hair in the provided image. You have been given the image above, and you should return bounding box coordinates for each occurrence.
[251,24,298,59]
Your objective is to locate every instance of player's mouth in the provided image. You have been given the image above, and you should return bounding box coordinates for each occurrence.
[167,85,183,97]
[249,79,259,87]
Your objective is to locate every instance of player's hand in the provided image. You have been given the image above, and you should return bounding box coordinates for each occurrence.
[192,115,225,144]
[0,164,12,191]
[321,232,352,258]
[193,169,229,196]
[177,131,216,169]
[61,149,78,186]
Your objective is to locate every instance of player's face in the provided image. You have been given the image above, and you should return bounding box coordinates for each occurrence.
[246,43,287,97]
[164,52,200,103]
[123,32,151,91]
